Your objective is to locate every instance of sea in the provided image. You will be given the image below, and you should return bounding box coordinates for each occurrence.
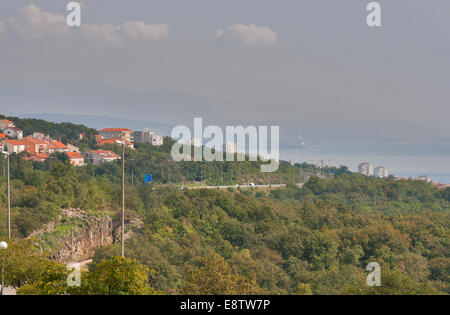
[280,148,450,184]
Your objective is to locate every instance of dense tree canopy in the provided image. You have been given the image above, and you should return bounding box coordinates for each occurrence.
[0,117,448,295]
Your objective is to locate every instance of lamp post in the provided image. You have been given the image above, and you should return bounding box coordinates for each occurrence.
[1,152,10,240]
[0,241,7,295]
[116,141,125,257]
[130,159,135,187]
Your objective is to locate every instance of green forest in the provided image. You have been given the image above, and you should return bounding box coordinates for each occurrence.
[0,116,449,295]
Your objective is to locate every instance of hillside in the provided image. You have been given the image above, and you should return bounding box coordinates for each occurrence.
[0,116,449,295]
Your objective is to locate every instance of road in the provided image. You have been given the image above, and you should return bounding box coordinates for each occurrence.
[187,183,303,190]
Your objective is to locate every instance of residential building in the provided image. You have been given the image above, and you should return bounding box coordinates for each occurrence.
[86,150,121,165]
[4,139,25,153]
[66,152,85,167]
[133,130,163,146]
[0,133,5,139]
[0,119,14,130]
[3,127,23,139]
[417,175,432,183]
[30,132,50,140]
[99,128,133,142]
[358,163,373,176]
[96,135,134,149]
[151,134,163,146]
[21,137,48,154]
[374,166,389,178]
[47,140,69,153]
[67,143,80,153]
[23,153,49,162]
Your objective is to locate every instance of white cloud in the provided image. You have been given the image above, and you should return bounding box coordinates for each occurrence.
[6,4,169,43]
[8,4,68,40]
[83,24,121,43]
[83,22,169,44]
[215,24,277,46]
[0,20,5,36]
[120,22,169,41]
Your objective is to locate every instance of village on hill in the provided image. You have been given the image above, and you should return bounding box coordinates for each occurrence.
[0,119,163,166]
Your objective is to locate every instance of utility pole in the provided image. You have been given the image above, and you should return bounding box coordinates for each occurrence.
[7,155,10,240]
[121,143,125,257]
[1,152,11,240]
[130,159,135,187]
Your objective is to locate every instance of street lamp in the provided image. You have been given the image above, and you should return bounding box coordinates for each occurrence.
[0,241,7,295]
[130,159,135,187]
[116,141,125,257]
[1,152,10,240]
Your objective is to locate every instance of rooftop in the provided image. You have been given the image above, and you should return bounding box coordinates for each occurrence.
[5,139,24,146]
[48,141,68,149]
[5,126,22,131]
[90,150,121,158]
[21,137,48,145]
[66,152,83,159]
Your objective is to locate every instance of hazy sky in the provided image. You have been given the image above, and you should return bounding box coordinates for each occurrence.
[0,1,449,131]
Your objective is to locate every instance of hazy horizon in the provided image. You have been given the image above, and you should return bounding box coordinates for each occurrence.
[0,1,449,181]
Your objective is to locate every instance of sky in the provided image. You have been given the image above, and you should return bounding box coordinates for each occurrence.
[0,1,449,178]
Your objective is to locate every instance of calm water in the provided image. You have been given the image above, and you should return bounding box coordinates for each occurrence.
[280,149,450,184]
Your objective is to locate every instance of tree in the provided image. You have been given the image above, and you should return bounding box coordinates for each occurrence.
[295,283,313,295]
[82,256,160,295]
[17,263,72,295]
[343,268,442,295]
[182,254,263,295]
[0,239,66,290]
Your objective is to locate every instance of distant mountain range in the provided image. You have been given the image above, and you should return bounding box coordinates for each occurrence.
[1,82,449,154]
[18,113,174,136]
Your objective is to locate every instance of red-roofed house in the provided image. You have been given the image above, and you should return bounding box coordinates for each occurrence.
[96,135,134,149]
[23,153,49,162]
[86,150,121,165]
[0,119,14,130]
[66,152,85,166]
[21,137,48,154]
[47,140,69,153]
[4,139,25,153]
[0,133,6,139]
[99,128,133,142]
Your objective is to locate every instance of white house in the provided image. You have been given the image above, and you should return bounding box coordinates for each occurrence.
[86,150,121,165]
[66,152,85,167]
[4,139,25,153]
[99,128,133,142]
[151,134,163,146]
[3,127,23,140]
[133,130,163,146]
[67,143,80,153]
[374,166,389,178]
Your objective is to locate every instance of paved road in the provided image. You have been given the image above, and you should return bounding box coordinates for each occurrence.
[187,183,303,190]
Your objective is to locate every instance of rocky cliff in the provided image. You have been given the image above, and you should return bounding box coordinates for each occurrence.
[29,208,142,263]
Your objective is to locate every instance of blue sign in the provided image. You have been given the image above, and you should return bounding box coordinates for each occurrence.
[144,174,152,184]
